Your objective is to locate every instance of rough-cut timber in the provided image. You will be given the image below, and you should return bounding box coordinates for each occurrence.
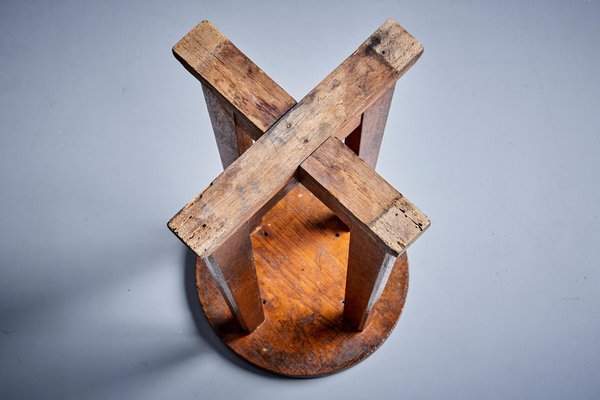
[173,20,296,134]
[197,184,411,377]
[202,223,264,332]
[202,83,245,168]
[345,86,396,168]
[168,19,424,260]
[298,137,430,330]
[169,18,430,374]
[298,137,430,256]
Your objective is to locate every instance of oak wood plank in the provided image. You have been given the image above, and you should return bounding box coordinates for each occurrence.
[168,19,424,260]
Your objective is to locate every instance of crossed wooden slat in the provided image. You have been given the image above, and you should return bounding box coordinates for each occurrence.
[168,19,430,332]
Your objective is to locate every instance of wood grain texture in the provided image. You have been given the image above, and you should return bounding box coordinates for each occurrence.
[173,20,296,134]
[298,137,429,330]
[197,184,410,377]
[168,19,423,260]
[202,83,243,169]
[298,137,430,257]
[344,226,397,330]
[345,85,395,168]
[201,223,264,332]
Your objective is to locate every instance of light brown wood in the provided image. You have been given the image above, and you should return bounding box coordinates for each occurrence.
[192,22,359,331]
[169,19,430,372]
[191,20,359,236]
[168,19,424,261]
[345,85,396,168]
[201,223,264,332]
[234,115,255,156]
[298,137,430,330]
[197,184,410,376]
[298,137,430,257]
[173,21,296,134]
[200,82,264,330]
[202,83,242,169]
[344,226,397,330]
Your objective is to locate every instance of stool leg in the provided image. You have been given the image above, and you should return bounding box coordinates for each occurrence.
[201,223,265,332]
[201,84,264,332]
[345,85,395,169]
[343,226,397,331]
[202,84,254,168]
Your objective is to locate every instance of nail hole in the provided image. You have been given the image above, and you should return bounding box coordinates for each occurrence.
[341,300,345,304]
[335,233,340,237]
[262,300,267,304]
[395,213,398,216]
[202,224,207,228]
[382,50,386,54]
[263,231,269,237]
[303,139,309,143]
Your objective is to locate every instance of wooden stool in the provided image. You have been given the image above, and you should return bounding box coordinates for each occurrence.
[168,19,430,377]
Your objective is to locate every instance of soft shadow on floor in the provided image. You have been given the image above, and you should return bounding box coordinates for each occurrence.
[183,248,288,379]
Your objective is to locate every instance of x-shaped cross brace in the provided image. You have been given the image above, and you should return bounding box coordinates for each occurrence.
[168,20,430,333]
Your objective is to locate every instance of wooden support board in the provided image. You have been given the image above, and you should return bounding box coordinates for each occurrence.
[197,184,410,377]
[298,137,429,330]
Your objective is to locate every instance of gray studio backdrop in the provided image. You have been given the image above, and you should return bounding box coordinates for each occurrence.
[1,1,599,399]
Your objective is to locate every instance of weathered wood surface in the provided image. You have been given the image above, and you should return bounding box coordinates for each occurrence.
[299,137,430,257]
[168,19,424,261]
[173,21,295,134]
[345,85,395,168]
[200,82,264,330]
[344,226,398,330]
[299,137,429,330]
[197,184,410,376]
[169,18,430,374]
[202,223,264,332]
[202,83,245,169]
[175,21,362,142]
